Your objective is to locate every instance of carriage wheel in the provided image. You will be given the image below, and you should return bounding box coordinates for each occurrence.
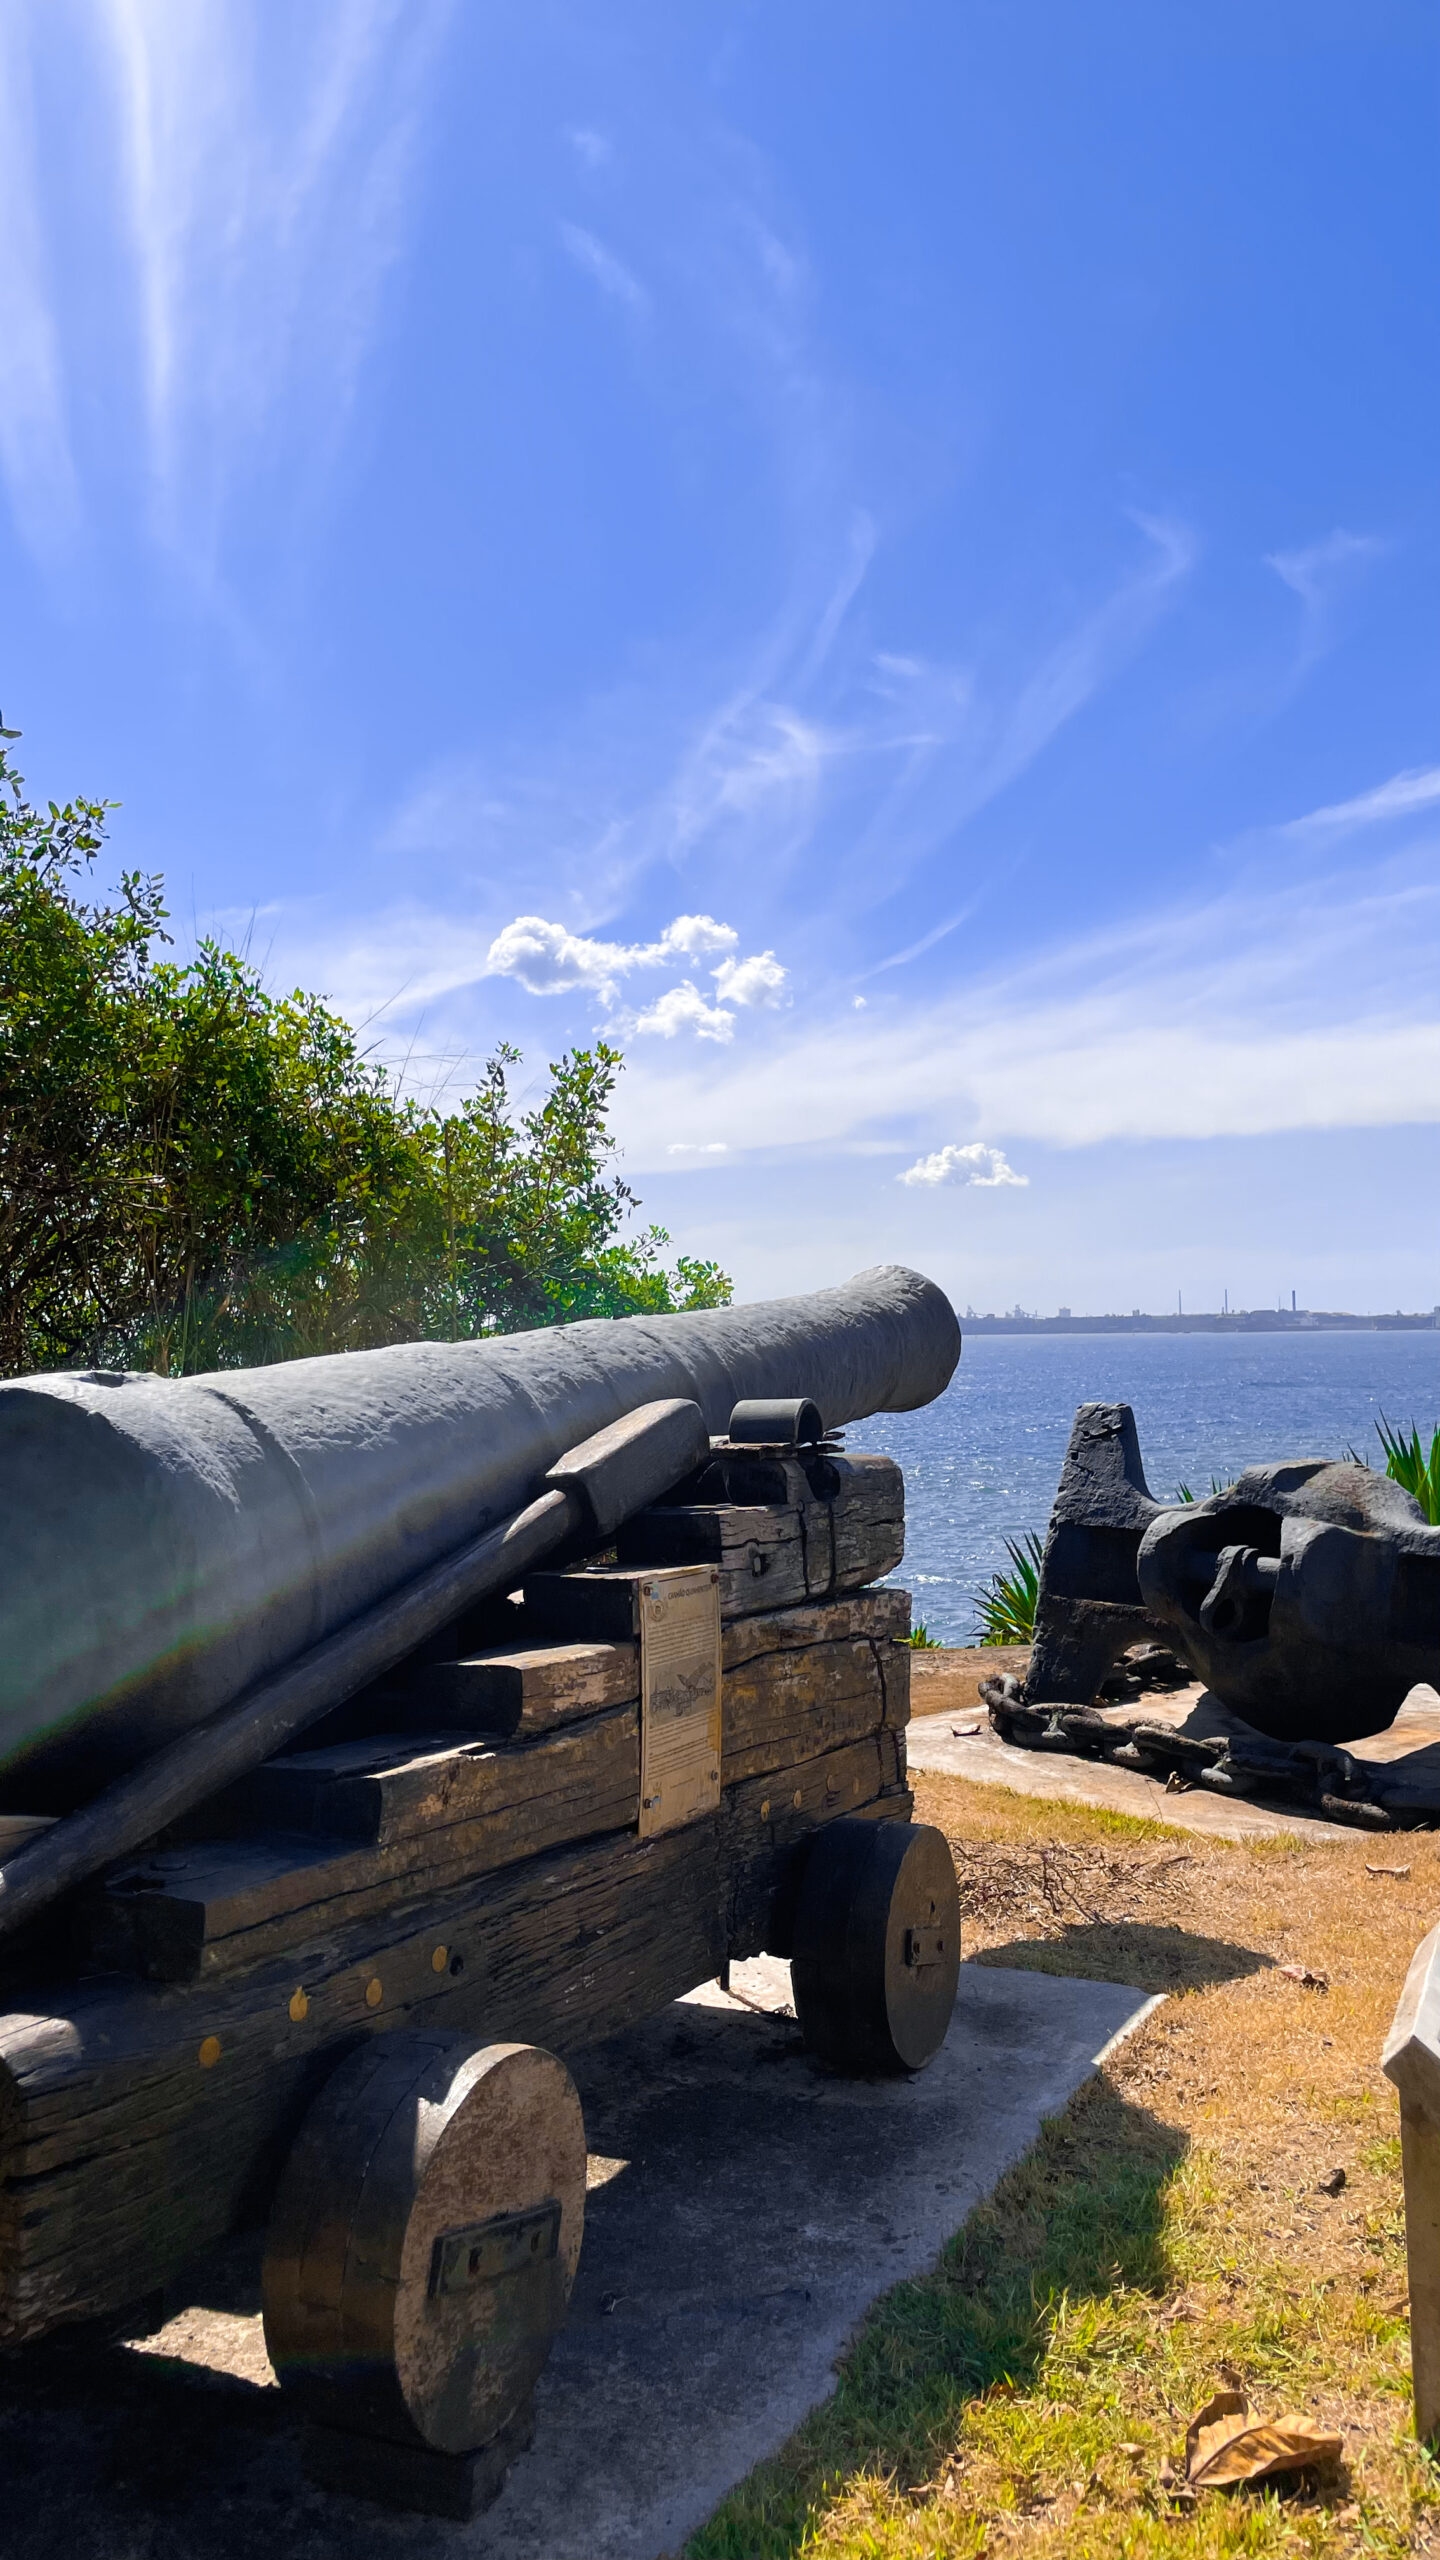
[263,2033,586,2513]
[791,1818,960,2074]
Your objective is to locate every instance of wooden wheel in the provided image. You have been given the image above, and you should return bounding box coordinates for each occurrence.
[262,2034,586,2463]
[791,1818,960,2074]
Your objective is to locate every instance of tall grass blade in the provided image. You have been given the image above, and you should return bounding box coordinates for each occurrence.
[973,1531,1044,1646]
[1375,1413,1440,1526]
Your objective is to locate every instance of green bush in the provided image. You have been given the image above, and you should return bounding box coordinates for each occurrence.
[0,722,731,1376]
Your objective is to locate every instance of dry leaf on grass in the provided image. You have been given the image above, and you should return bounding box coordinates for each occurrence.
[1365,1863,1411,1878]
[1278,1960,1329,1990]
[1184,2389,1342,2488]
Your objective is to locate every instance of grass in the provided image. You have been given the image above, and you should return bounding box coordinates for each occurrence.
[687,1777,1437,2558]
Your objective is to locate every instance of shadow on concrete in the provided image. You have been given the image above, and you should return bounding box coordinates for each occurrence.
[0,1977,1158,2560]
[0,2329,301,2557]
[686,2073,1189,2559]
[973,1923,1273,1995]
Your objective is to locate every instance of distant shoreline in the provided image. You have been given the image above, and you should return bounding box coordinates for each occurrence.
[961,1311,1440,1335]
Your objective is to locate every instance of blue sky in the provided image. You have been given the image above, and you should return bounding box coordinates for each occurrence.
[3,0,1437,1316]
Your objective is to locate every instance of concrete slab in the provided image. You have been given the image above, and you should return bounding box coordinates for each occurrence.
[908,1652,1440,1845]
[907,1711,1347,1843]
[483,1959,1159,2560]
[0,1959,1157,2560]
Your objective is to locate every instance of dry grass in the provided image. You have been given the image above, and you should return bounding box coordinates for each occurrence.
[687,1775,1439,2558]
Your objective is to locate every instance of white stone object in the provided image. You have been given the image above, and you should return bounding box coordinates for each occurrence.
[1383,1920,1440,2440]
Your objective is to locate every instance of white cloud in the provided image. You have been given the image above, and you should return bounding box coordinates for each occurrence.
[667,1140,728,1154]
[601,766,1440,1163]
[0,15,80,556]
[1279,766,1440,845]
[559,221,649,314]
[481,910,787,1041]
[899,1144,1028,1190]
[1266,528,1384,617]
[484,916,625,996]
[712,950,787,1008]
[664,914,739,958]
[94,0,449,557]
[567,126,612,171]
[1264,528,1386,685]
[632,983,735,1042]
[483,911,742,1002]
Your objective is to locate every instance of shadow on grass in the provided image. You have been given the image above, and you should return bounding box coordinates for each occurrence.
[974,1922,1273,1995]
[685,2074,1188,2560]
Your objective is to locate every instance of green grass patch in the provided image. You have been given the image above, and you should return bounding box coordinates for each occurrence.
[686,2067,1422,2558]
[687,2078,1187,2557]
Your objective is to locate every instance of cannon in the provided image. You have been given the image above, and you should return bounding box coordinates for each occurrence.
[990,1402,1440,1825]
[0,1265,963,2517]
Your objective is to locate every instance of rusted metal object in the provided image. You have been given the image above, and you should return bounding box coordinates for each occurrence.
[1024,1401,1440,1748]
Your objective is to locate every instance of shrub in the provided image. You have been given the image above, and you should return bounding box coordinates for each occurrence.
[972,1531,1044,1645]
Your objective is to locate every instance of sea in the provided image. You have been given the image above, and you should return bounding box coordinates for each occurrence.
[861,1329,1440,1647]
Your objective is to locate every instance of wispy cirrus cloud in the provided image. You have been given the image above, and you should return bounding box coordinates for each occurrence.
[375,93,1196,940]
[1266,527,1386,673]
[566,126,613,173]
[110,0,450,549]
[0,16,80,558]
[382,504,1195,950]
[1,1,449,565]
[601,763,1440,1165]
[1277,764,1440,845]
[559,221,649,315]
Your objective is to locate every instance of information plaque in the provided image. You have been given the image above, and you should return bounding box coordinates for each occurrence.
[636,1565,722,1839]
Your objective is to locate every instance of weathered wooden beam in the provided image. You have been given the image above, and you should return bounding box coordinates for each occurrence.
[0,1729,900,2344]
[84,1587,911,1984]
[721,1638,904,1783]
[720,1585,909,1668]
[722,1730,910,1956]
[612,1454,904,1616]
[87,1707,640,1980]
[0,1821,723,2346]
[386,1639,639,1737]
[1383,1921,1440,2441]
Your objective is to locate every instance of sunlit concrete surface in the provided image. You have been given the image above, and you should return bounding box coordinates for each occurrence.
[907,1679,1440,1844]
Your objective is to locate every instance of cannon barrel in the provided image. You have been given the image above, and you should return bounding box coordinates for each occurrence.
[0,1263,959,1807]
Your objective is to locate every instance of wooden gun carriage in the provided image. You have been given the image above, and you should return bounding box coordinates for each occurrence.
[0,1275,962,2519]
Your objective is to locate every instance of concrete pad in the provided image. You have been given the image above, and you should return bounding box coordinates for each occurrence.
[482,1958,1159,2560]
[908,1651,1440,1845]
[907,1711,1346,1843]
[0,1960,1157,2560]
